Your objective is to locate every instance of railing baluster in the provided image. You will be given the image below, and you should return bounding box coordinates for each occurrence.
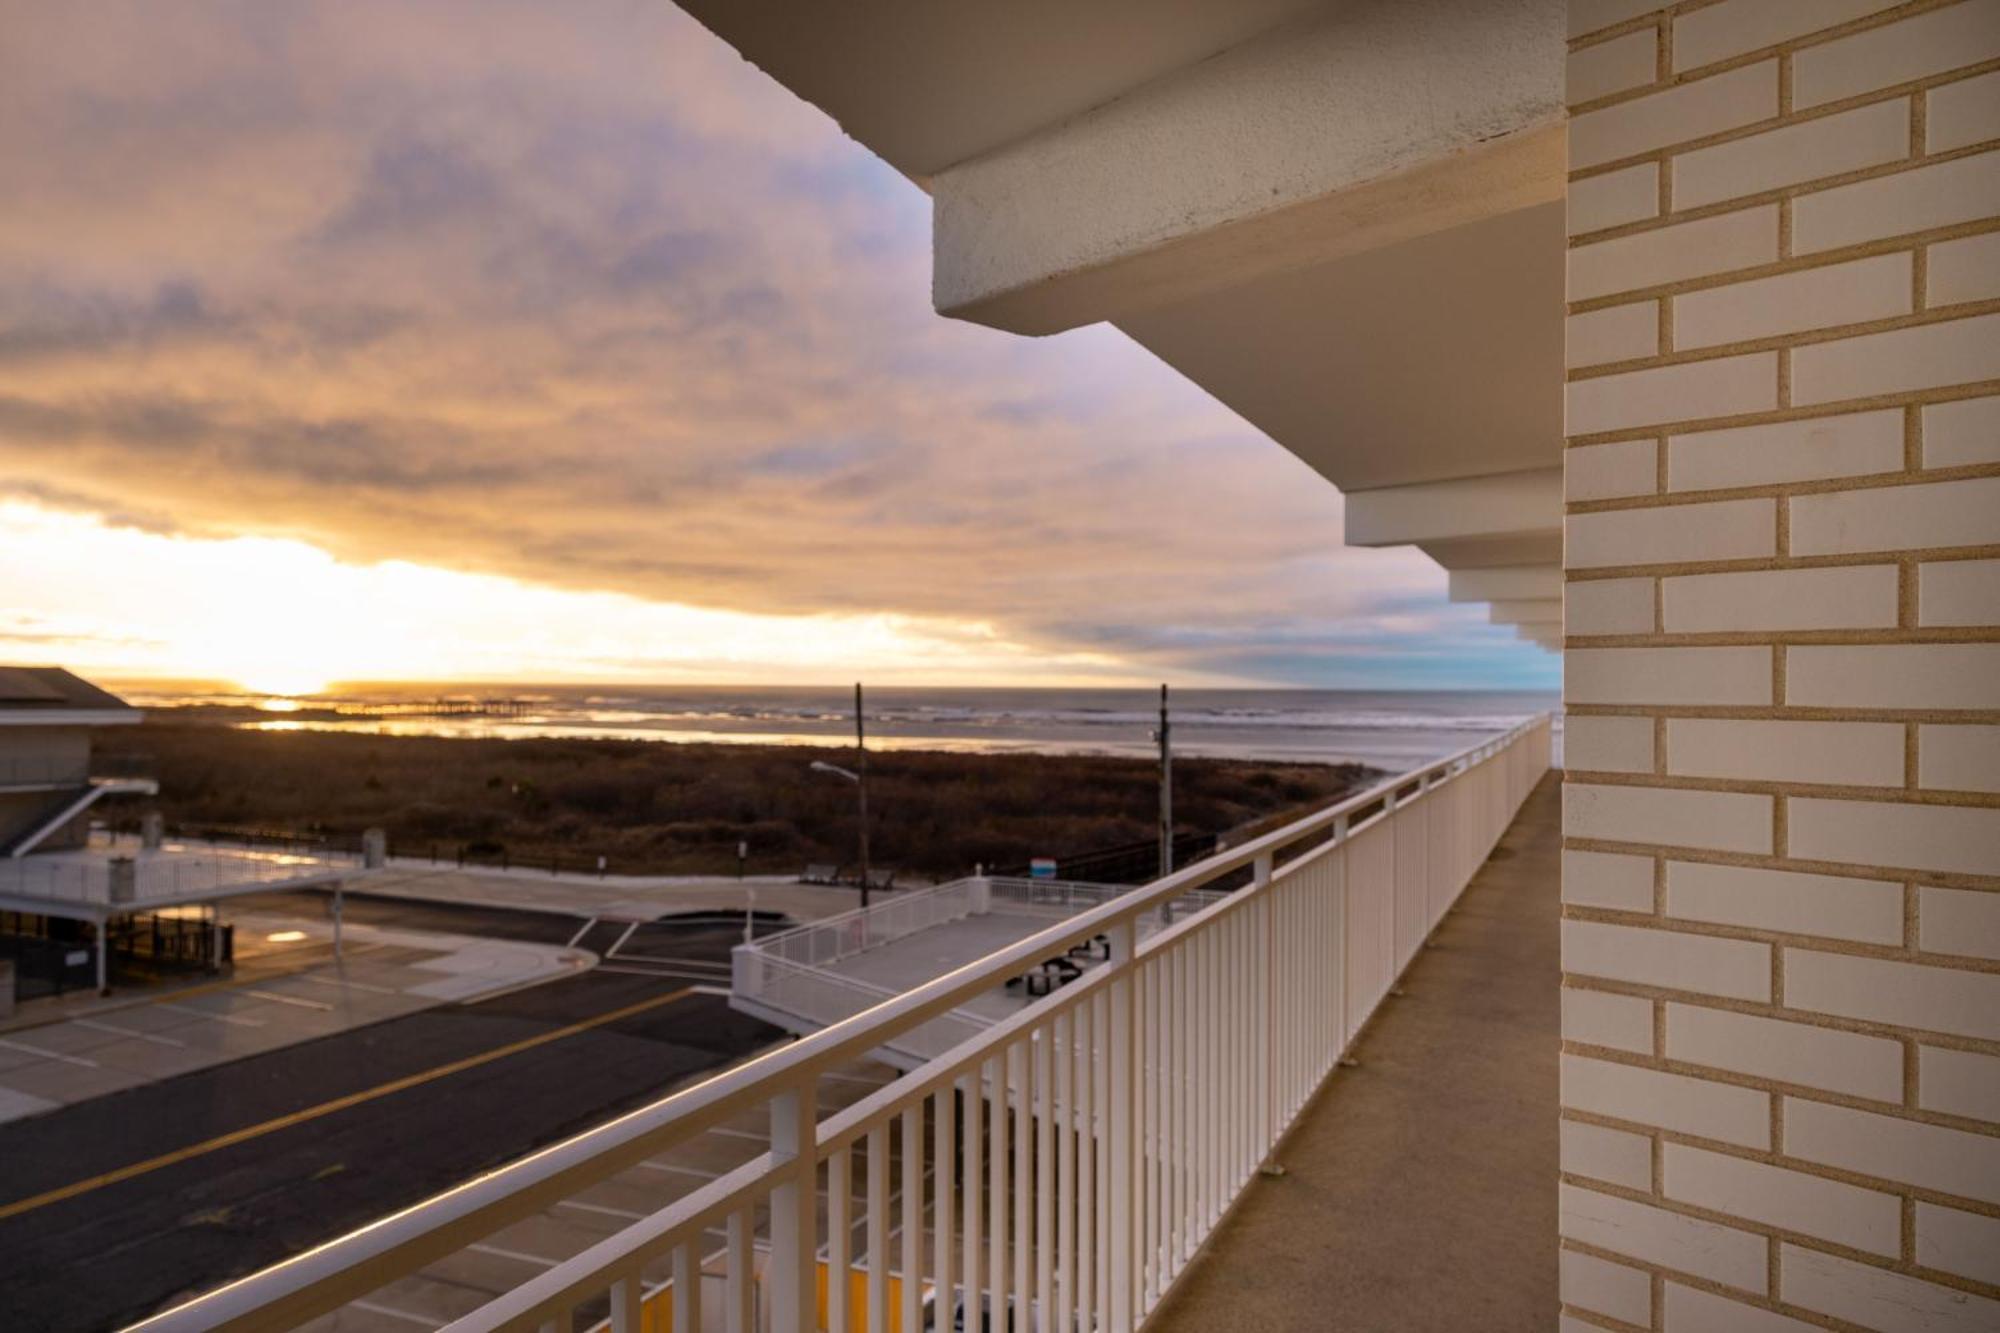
[866,1123,888,1333]
[829,1147,851,1333]
[1104,976,1120,1328]
[609,1273,640,1333]
[1141,957,1157,1310]
[1035,1021,1054,1328]
[725,1209,752,1333]
[933,1084,955,1333]
[1077,993,1095,1330]
[901,1106,921,1333]
[1012,1041,1030,1320]
[1057,1009,1077,1330]
[769,1079,817,1333]
[963,1069,982,1327]
[673,1240,700,1333]
[988,1052,1008,1330]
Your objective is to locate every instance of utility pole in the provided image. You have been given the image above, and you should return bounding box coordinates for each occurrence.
[856,681,872,909]
[1157,683,1173,879]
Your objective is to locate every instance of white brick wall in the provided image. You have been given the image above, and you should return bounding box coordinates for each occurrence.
[1920,1045,2000,1121]
[1665,1001,1903,1101]
[1563,4,2000,1325]
[1563,1117,1655,1189]
[1663,860,1902,945]
[1564,984,1655,1053]
[1662,1143,1902,1254]
[1666,409,1903,492]
[1561,1246,1653,1325]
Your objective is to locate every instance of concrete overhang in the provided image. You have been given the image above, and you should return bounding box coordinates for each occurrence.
[1449,566,1562,604]
[1344,467,1562,572]
[1489,599,1563,628]
[676,0,1569,649]
[928,3,1565,337]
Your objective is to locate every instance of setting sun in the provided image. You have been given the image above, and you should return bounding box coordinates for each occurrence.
[0,500,1134,689]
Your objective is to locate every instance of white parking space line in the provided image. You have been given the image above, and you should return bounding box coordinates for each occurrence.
[820,1070,892,1088]
[0,1037,97,1069]
[72,1019,186,1048]
[242,988,333,1012]
[637,1159,722,1179]
[468,1242,560,1267]
[565,917,598,949]
[159,1002,263,1027]
[555,1199,649,1222]
[350,1298,441,1327]
[294,973,399,996]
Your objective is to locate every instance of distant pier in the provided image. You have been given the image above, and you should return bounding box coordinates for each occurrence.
[334,697,535,720]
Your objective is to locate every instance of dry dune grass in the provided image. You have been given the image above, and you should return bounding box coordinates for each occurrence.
[97,723,1378,879]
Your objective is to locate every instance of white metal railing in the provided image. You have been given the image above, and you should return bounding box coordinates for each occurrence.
[135,715,1552,1333]
[0,845,361,910]
[735,875,1233,1065]
[744,952,993,1067]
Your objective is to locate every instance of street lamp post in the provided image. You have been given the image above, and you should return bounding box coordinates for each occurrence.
[810,683,872,908]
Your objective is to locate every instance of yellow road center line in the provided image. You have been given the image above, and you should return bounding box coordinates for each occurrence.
[0,985,693,1222]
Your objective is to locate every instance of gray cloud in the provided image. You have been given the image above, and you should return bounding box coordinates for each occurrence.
[0,0,1547,685]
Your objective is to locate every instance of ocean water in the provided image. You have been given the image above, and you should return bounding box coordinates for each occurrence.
[121,683,1558,773]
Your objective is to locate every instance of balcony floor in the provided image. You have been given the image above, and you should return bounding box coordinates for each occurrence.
[1150,770,1561,1332]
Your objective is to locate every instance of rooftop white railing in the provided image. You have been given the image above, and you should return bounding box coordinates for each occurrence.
[735,874,1234,1066]
[136,714,1552,1333]
[0,844,360,912]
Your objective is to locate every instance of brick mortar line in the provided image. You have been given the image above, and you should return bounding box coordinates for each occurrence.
[1567,79,1997,225]
[1560,704,2000,724]
[1565,378,2000,448]
[1566,546,2000,575]
[1567,1,1711,52]
[1564,627,2000,647]
[1560,1235,1852,1333]
[1562,1114,2000,1223]
[1560,901,2000,974]
[1561,768,2000,808]
[1564,468,2000,509]
[1566,51,2000,184]
[1566,295,2000,382]
[1558,1169,2000,1303]
[1570,295,2000,382]
[1558,1101,2000,1224]
[1560,835,2000,893]
[1561,976,2000,1060]
[1562,1151,2000,1293]
[1566,0,1957,69]
[1553,1300,1644,1333]
[1567,212,2000,314]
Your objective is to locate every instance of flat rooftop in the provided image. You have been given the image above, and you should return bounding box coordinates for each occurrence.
[0,840,361,921]
[820,909,1080,1023]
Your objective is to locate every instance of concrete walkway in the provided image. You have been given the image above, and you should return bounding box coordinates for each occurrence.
[1150,771,1562,1333]
[0,914,589,1125]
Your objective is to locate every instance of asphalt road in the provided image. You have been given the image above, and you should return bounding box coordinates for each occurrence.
[0,928,782,1331]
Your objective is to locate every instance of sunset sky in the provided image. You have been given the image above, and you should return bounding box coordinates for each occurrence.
[0,1,1554,694]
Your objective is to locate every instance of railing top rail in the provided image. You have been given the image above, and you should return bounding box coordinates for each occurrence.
[745,875,976,952]
[134,712,1550,1333]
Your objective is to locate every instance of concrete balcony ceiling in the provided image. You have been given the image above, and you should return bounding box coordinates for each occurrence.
[679,0,1569,649]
